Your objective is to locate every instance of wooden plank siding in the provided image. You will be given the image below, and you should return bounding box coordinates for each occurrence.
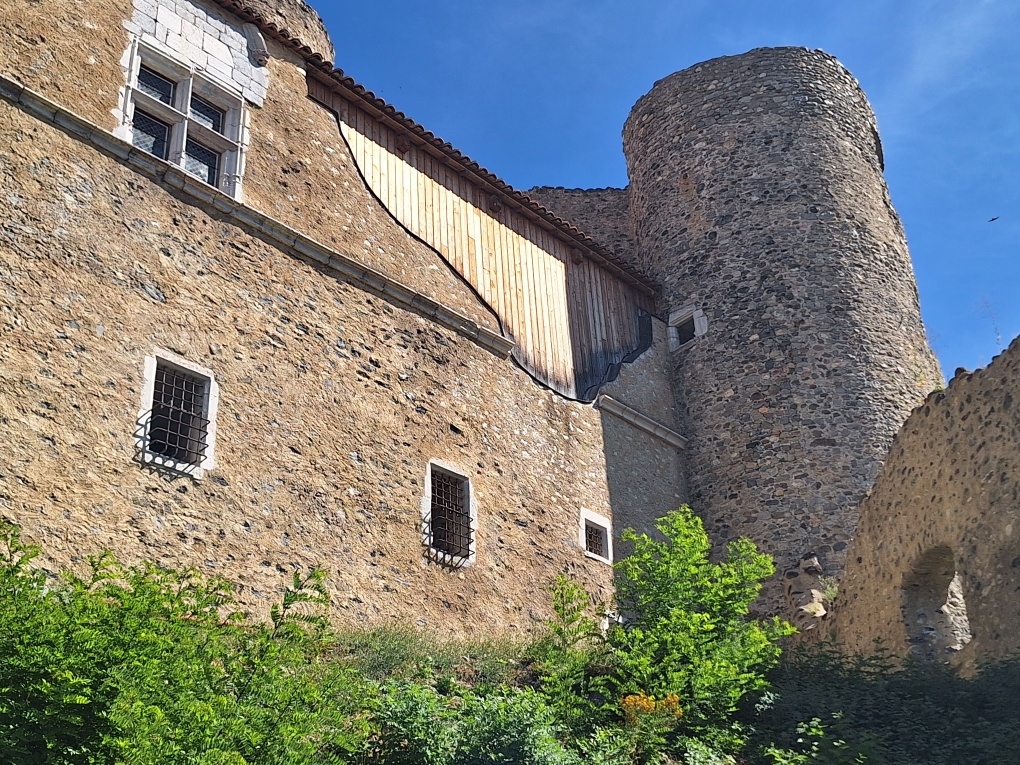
[309,82,652,400]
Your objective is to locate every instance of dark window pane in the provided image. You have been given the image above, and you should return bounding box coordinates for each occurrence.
[184,139,219,185]
[137,66,176,105]
[190,95,225,134]
[149,364,209,466]
[132,110,171,159]
[675,316,696,346]
[585,522,606,558]
[429,470,471,559]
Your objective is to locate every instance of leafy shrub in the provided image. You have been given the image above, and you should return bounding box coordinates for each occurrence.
[369,682,578,765]
[0,522,371,765]
[537,507,794,762]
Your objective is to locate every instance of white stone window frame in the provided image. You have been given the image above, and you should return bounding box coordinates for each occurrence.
[117,39,249,199]
[668,304,708,352]
[580,508,613,565]
[136,349,220,479]
[421,460,477,568]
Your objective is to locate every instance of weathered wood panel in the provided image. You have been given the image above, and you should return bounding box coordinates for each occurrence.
[309,81,652,400]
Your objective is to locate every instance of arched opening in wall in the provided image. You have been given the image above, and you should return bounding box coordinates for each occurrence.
[901,546,972,662]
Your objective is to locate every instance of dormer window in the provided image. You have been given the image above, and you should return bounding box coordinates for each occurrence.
[120,42,248,198]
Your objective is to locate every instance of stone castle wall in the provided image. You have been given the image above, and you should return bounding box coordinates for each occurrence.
[829,337,1020,669]
[0,0,685,634]
[621,48,943,607]
[525,187,635,268]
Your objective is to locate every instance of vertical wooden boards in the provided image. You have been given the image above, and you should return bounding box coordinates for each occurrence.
[316,87,648,401]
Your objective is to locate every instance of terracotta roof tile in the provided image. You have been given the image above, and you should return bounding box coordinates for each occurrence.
[212,0,659,296]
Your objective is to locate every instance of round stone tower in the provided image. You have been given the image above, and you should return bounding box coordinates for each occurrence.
[623,47,942,609]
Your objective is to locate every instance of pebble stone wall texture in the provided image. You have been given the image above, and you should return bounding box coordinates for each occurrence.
[237,0,334,64]
[0,0,686,634]
[622,48,943,609]
[526,187,636,271]
[828,337,1020,671]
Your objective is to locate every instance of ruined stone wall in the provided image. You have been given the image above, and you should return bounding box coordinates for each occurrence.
[829,337,1020,669]
[0,0,685,634]
[623,48,943,609]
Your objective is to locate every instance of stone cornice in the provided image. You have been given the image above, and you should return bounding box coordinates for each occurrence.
[0,73,516,360]
[594,395,688,449]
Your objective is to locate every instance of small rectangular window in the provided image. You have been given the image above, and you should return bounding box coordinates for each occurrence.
[585,521,608,559]
[137,65,176,105]
[184,139,220,185]
[580,509,612,564]
[150,363,210,466]
[430,469,471,557]
[674,316,696,346]
[190,95,225,134]
[423,463,474,567]
[132,110,172,159]
[136,351,219,478]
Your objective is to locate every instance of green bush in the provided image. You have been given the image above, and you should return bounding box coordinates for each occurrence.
[0,522,371,765]
[537,507,794,762]
[369,682,578,765]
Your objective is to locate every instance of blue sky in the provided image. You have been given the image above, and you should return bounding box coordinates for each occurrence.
[315,0,1019,376]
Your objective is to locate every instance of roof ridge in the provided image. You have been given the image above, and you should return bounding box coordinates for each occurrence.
[210,0,659,296]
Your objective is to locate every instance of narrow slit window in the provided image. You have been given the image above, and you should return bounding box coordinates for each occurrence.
[149,363,210,466]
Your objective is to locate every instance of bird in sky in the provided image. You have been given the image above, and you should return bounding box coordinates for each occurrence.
[988,217,999,222]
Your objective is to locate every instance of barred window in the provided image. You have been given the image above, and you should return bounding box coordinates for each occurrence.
[423,464,474,567]
[585,521,608,559]
[120,42,246,198]
[136,351,219,478]
[580,510,612,564]
[149,363,210,466]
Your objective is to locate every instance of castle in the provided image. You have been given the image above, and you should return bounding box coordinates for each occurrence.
[2,0,1015,661]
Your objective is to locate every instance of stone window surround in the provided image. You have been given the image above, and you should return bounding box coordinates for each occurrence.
[668,304,708,352]
[420,460,477,568]
[580,508,613,565]
[116,38,249,199]
[136,348,220,478]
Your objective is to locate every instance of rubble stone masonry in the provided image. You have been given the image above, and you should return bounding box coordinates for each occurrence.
[622,48,942,607]
[830,338,1020,670]
[0,0,685,634]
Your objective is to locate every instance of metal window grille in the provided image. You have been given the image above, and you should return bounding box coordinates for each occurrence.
[429,469,471,560]
[585,521,607,559]
[190,95,225,133]
[132,110,171,159]
[148,363,210,466]
[137,65,175,104]
[184,139,220,185]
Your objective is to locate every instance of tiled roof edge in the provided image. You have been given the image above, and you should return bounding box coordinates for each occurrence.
[210,0,660,297]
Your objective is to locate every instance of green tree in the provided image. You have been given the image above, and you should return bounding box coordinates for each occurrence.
[539,507,794,762]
